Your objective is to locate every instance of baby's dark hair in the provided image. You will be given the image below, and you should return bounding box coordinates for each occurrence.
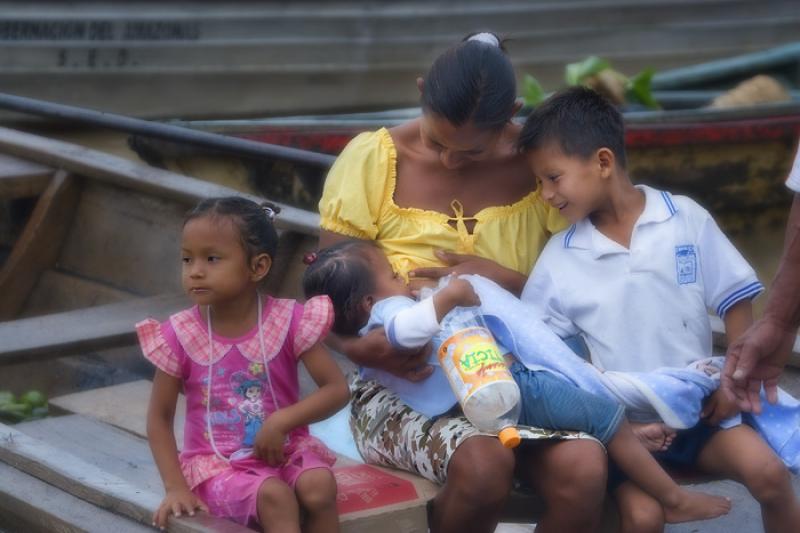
[184,196,281,260]
[302,240,380,336]
[517,86,627,168]
[422,31,516,131]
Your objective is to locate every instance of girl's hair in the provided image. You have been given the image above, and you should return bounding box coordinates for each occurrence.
[184,196,281,260]
[421,31,516,131]
[302,240,380,336]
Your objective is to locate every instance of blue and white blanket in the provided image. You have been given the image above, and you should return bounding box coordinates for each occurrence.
[465,275,800,472]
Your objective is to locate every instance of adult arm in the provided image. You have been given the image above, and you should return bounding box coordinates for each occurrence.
[723,193,800,412]
[410,250,527,296]
[318,229,434,381]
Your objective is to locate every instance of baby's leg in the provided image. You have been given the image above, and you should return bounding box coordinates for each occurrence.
[608,419,731,523]
[257,478,300,533]
[696,425,800,533]
[631,422,676,452]
[294,468,340,533]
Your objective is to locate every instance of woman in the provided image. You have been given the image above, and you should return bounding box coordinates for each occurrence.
[318,33,608,533]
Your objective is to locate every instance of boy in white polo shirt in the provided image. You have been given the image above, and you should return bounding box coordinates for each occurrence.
[518,87,800,533]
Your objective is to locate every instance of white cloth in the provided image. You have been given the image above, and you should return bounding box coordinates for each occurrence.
[787,141,800,193]
[524,185,763,372]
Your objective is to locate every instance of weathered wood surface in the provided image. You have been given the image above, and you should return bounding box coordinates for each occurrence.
[0,293,188,364]
[0,1,797,119]
[0,169,80,319]
[0,461,154,533]
[0,126,320,236]
[0,152,52,198]
[0,418,253,533]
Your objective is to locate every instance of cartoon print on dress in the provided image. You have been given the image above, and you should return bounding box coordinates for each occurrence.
[231,368,271,447]
[675,244,697,285]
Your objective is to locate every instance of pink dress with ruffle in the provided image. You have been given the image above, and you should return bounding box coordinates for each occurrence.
[136,295,337,526]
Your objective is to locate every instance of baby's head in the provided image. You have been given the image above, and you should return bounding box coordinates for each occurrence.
[517,87,627,223]
[181,196,280,304]
[302,240,411,336]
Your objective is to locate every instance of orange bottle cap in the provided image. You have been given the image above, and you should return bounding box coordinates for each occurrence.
[499,427,521,449]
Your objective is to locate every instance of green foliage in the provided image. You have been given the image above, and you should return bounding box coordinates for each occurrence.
[523,56,659,109]
[0,389,48,424]
[625,68,660,109]
[565,56,611,86]
[522,74,547,107]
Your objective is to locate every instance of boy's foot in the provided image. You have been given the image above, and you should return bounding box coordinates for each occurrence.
[663,490,731,523]
[631,422,676,452]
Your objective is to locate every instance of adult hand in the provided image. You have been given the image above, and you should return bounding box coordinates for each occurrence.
[722,316,795,413]
[409,250,526,295]
[700,389,740,426]
[153,488,208,529]
[350,328,434,382]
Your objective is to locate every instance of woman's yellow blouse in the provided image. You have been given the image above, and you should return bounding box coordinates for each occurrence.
[319,128,568,280]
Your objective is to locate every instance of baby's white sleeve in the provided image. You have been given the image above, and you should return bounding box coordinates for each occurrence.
[386,297,441,350]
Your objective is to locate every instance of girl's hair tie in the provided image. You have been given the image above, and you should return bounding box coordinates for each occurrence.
[468,32,500,48]
[303,251,318,265]
[260,201,281,221]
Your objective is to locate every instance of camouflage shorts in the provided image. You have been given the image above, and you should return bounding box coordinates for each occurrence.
[349,379,596,485]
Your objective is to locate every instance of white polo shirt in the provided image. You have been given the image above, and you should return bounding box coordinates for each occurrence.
[523,185,763,373]
[787,142,800,193]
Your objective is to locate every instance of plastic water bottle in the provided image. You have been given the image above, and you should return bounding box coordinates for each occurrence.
[435,305,521,448]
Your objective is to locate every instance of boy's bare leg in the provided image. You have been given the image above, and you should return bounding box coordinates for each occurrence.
[608,419,731,523]
[517,439,607,533]
[631,422,676,452]
[613,481,665,533]
[696,425,800,533]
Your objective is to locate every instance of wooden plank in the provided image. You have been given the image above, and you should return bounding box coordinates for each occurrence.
[0,293,188,365]
[0,153,53,199]
[20,268,135,318]
[0,461,154,533]
[0,126,320,236]
[50,380,186,448]
[0,169,80,319]
[0,421,252,533]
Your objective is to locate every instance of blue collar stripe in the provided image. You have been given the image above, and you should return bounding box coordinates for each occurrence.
[660,191,677,215]
[564,224,577,248]
[716,281,765,317]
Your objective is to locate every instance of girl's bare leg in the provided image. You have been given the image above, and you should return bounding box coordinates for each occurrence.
[295,468,340,533]
[257,478,301,533]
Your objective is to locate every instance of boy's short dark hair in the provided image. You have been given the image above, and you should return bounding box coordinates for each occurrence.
[517,86,627,168]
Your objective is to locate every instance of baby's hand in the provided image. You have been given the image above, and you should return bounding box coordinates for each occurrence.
[442,277,481,308]
[254,412,288,466]
[153,487,208,529]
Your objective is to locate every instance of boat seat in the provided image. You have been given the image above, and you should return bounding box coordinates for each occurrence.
[0,153,54,199]
[0,293,188,366]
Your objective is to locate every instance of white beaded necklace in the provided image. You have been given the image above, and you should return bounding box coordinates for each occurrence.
[205,293,280,461]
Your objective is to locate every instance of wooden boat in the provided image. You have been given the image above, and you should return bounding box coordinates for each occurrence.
[123,46,800,264]
[0,126,320,399]
[1,1,799,120]
[1,128,799,532]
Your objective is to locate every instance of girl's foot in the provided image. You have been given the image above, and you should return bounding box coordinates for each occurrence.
[663,490,731,523]
[631,422,676,452]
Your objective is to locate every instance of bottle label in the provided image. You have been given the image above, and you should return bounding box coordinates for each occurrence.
[438,326,514,402]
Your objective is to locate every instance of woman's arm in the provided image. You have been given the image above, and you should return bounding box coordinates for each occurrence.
[328,328,434,382]
[147,369,208,528]
[410,250,527,296]
[254,343,350,465]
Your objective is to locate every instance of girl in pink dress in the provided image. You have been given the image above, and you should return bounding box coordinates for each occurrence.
[136,197,350,532]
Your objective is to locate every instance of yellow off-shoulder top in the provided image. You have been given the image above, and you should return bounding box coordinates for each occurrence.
[319,128,567,279]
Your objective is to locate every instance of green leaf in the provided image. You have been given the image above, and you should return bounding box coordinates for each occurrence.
[522,74,546,107]
[20,390,47,408]
[566,56,611,86]
[0,391,14,406]
[625,68,660,109]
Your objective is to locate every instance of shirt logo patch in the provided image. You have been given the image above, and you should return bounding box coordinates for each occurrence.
[675,245,697,285]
